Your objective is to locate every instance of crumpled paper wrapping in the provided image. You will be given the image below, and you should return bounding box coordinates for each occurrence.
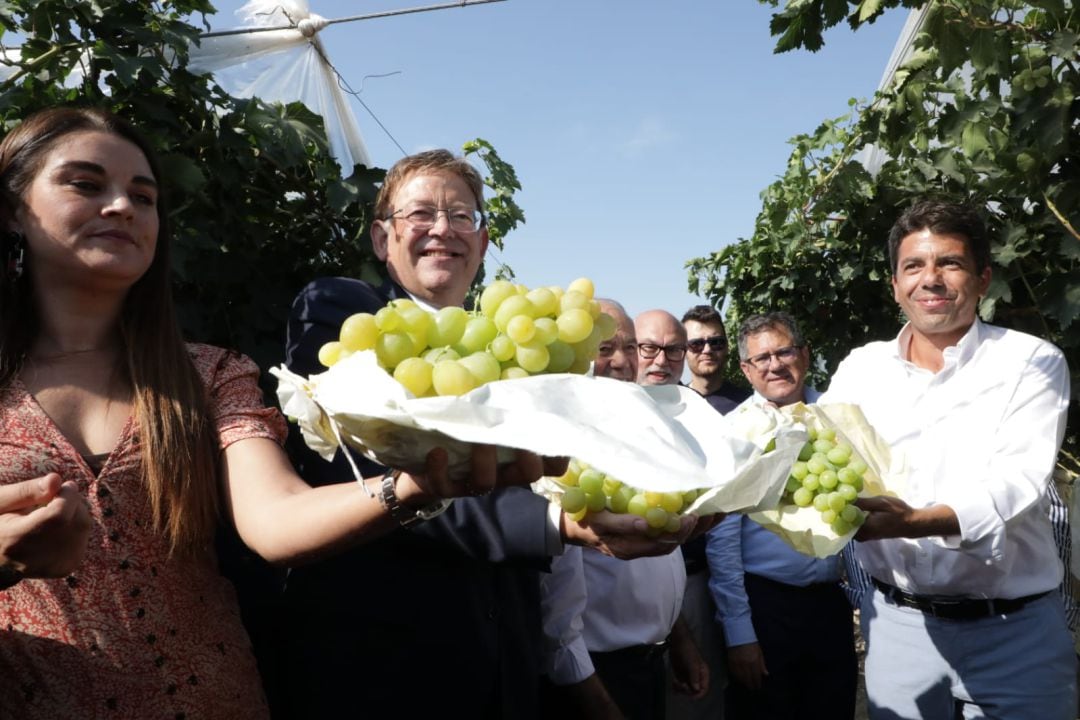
[273,351,808,514]
[748,402,905,558]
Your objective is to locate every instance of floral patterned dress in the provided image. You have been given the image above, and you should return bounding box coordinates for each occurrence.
[0,345,286,719]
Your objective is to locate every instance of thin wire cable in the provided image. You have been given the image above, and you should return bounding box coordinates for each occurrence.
[201,0,507,38]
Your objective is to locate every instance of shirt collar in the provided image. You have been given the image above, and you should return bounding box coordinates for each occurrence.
[894,318,983,373]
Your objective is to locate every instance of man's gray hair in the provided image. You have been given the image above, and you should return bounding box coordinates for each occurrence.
[736,312,806,360]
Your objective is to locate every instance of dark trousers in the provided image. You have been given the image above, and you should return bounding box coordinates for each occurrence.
[727,572,857,720]
[591,643,668,720]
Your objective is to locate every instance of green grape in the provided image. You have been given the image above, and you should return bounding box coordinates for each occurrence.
[813,438,836,454]
[813,494,831,512]
[585,491,607,513]
[785,476,802,493]
[406,331,429,355]
[848,475,864,492]
[792,488,814,507]
[424,346,460,364]
[819,470,839,490]
[525,287,559,317]
[644,491,664,508]
[828,493,847,513]
[318,341,343,367]
[806,427,819,442]
[567,277,595,300]
[545,341,575,373]
[501,366,529,380]
[664,514,682,533]
[375,306,403,332]
[645,507,669,529]
[848,458,868,476]
[821,509,837,524]
[607,488,631,514]
[837,484,858,502]
[559,290,590,313]
[578,469,605,495]
[494,295,536,332]
[827,446,852,467]
[532,317,559,345]
[806,455,828,475]
[840,504,861,524]
[561,487,587,514]
[566,507,587,523]
[428,306,468,347]
[490,334,516,362]
[837,468,859,485]
[480,280,518,318]
[459,316,499,354]
[682,489,700,505]
[339,313,379,352]
[566,354,592,375]
[830,517,853,536]
[399,305,432,335]
[602,477,623,495]
[556,308,593,344]
[790,461,809,480]
[818,428,836,442]
[802,474,820,492]
[392,357,434,397]
[459,351,501,385]
[515,342,550,373]
[558,462,582,487]
[660,493,683,514]
[506,315,536,344]
[432,360,477,396]
[797,443,814,462]
[595,312,617,341]
[627,494,649,517]
[375,332,414,369]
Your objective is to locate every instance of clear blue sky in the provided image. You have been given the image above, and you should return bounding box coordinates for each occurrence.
[205,1,908,320]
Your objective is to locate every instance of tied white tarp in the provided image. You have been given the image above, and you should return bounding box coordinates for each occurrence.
[188,0,372,171]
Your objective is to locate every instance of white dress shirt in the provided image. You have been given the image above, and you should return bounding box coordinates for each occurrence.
[820,319,1069,599]
[540,545,686,685]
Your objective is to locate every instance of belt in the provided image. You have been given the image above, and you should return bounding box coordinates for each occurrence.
[872,578,1050,621]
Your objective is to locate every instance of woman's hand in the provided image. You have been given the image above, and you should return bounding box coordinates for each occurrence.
[0,473,92,581]
[395,445,568,505]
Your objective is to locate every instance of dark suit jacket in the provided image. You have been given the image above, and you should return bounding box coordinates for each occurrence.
[275,276,552,719]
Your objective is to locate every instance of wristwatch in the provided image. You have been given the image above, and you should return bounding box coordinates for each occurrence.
[0,563,23,591]
[379,469,451,528]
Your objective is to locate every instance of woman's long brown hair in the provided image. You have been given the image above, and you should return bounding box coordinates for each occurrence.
[0,107,219,557]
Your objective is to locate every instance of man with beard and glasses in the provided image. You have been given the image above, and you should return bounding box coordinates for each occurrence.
[682,305,750,414]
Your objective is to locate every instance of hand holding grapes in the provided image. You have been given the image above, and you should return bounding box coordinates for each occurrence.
[561,508,696,560]
[394,446,564,503]
[853,496,960,541]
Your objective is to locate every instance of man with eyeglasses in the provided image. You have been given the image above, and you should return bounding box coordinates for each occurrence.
[820,200,1075,720]
[541,300,707,720]
[275,150,685,719]
[706,311,857,720]
[682,305,751,415]
[635,310,689,387]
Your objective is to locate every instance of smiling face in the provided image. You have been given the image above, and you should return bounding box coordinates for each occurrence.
[891,230,990,351]
[595,300,638,382]
[739,326,810,406]
[371,170,489,308]
[15,130,159,294]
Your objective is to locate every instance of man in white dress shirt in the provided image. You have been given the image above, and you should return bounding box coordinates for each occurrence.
[540,303,706,720]
[821,199,1076,719]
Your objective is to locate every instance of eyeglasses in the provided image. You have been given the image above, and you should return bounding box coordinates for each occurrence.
[638,343,687,361]
[741,345,804,371]
[687,335,728,354]
[387,205,485,233]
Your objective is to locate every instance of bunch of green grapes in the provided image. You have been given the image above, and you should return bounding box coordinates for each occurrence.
[552,459,704,536]
[781,427,868,535]
[316,277,617,397]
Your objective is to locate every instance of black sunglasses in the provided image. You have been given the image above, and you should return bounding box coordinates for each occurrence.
[687,336,728,353]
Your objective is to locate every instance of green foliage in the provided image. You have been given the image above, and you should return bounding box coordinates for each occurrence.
[691,1,1080,468]
[0,0,524,371]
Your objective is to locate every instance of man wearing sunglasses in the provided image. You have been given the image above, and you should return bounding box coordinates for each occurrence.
[707,312,857,720]
[682,305,751,414]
